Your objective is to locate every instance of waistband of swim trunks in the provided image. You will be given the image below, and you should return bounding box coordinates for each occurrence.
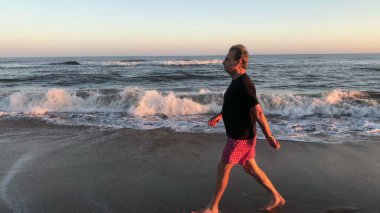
[227,136,256,142]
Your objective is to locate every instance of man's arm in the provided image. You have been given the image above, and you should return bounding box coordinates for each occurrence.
[212,111,223,120]
[249,104,271,138]
[208,111,222,127]
[250,104,280,149]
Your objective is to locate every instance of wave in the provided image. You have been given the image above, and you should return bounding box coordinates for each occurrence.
[2,88,379,142]
[364,121,380,134]
[152,59,223,66]
[0,64,40,68]
[0,73,122,86]
[1,74,225,86]
[1,88,378,119]
[119,59,148,62]
[130,73,225,82]
[83,61,142,66]
[82,59,223,67]
[4,87,220,116]
[0,78,25,83]
[354,66,380,72]
[0,60,21,64]
[261,89,379,118]
[129,90,218,116]
[49,61,80,65]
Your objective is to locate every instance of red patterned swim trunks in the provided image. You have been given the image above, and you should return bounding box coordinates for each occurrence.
[221,136,257,166]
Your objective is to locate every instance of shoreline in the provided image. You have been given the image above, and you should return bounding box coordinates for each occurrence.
[0,119,379,212]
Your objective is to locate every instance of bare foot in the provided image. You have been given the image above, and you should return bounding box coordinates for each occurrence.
[191,207,220,213]
[260,194,285,211]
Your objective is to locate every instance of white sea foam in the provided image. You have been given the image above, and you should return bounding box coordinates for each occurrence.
[363,121,380,134]
[6,87,220,116]
[2,88,379,143]
[128,90,218,116]
[174,88,222,97]
[261,89,379,118]
[152,59,222,66]
[0,63,36,68]
[323,89,369,104]
[82,61,141,66]
[199,88,212,94]
[10,89,90,115]
[4,88,378,118]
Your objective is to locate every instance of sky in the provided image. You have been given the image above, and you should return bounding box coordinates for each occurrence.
[1,0,380,57]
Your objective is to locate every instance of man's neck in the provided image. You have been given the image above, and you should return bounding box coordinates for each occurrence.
[230,69,246,80]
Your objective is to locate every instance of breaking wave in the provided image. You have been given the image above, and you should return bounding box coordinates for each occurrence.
[261,89,379,118]
[5,87,220,116]
[0,87,377,121]
[1,88,379,142]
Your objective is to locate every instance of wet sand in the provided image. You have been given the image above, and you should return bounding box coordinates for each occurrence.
[0,119,379,213]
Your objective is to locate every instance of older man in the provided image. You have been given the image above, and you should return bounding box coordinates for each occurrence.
[192,44,285,213]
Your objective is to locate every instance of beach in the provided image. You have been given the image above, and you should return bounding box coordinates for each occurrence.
[0,119,379,213]
[1,0,380,211]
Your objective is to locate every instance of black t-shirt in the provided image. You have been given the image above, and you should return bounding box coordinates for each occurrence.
[222,73,260,140]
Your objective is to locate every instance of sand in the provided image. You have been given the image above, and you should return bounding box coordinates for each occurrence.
[0,119,379,213]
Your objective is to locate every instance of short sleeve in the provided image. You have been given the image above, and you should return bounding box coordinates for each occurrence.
[242,76,260,108]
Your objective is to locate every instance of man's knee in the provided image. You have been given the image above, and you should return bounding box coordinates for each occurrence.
[243,161,259,176]
[243,164,251,173]
[217,161,233,176]
[243,164,255,175]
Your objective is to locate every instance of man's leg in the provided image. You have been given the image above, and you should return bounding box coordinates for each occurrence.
[192,160,235,213]
[243,158,285,211]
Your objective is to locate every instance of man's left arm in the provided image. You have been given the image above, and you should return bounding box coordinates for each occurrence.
[249,105,280,149]
[244,78,280,149]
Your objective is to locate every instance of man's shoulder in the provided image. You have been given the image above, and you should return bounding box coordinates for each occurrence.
[241,73,256,91]
[241,73,254,83]
[242,74,260,106]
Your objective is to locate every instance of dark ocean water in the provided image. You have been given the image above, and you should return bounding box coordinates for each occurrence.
[0,54,379,143]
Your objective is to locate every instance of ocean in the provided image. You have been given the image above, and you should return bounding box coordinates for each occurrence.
[0,54,379,144]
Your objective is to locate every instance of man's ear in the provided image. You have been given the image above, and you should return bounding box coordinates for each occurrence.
[235,58,242,67]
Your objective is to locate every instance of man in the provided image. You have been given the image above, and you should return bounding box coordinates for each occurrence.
[192,44,285,213]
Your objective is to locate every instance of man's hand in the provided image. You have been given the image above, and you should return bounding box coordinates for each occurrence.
[266,135,281,150]
[208,114,222,127]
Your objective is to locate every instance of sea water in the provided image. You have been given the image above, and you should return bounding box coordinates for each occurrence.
[0,54,379,143]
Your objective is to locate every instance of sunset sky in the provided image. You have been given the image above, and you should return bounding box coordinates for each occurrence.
[1,0,380,57]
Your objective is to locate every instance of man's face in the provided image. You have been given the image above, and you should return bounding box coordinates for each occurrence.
[223,51,239,76]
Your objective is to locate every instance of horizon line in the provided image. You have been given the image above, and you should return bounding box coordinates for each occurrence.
[1,52,380,58]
